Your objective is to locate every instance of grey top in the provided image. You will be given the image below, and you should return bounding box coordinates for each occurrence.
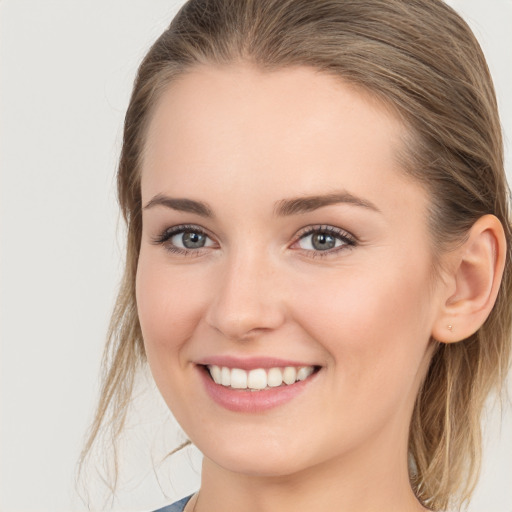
[152,495,193,512]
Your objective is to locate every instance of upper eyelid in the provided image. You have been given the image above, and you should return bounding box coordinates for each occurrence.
[152,223,215,243]
[293,224,357,242]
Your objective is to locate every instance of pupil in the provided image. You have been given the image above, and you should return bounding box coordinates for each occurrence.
[182,231,205,248]
[312,233,335,250]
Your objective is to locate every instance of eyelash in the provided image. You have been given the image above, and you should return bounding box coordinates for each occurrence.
[151,224,214,257]
[293,225,357,257]
[151,224,357,258]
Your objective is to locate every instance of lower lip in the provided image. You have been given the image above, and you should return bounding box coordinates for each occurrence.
[198,366,319,413]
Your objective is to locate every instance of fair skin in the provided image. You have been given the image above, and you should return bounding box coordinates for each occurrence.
[136,64,505,512]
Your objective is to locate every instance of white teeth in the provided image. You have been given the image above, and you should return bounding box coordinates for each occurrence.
[267,367,283,387]
[230,368,248,389]
[282,366,297,385]
[207,365,316,390]
[210,365,222,384]
[297,366,314,381]
[221,366,231,386]
[248,369,267,390]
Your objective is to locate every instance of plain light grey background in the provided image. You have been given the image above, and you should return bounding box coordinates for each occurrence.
[1,1,511,511]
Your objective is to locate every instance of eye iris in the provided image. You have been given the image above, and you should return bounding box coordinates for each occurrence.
[182,231,206,248]
[312,232,336,250]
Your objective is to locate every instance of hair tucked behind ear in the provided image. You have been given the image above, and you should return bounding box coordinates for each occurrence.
[79,1,512,510]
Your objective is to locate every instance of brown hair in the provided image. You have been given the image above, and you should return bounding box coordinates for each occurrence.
[80,1,512,510]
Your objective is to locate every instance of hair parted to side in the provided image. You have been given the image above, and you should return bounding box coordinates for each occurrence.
[79,1,512,510]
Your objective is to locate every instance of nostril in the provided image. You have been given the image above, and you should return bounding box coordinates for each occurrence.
[205,305,286,341]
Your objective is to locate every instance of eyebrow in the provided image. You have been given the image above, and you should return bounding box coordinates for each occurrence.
[143,190,380,218]
[274,191,380,216]
[143,194,214,217]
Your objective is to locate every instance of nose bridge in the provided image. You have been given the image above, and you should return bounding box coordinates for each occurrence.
[205,244,285,340]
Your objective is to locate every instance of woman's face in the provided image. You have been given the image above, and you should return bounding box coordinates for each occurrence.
[136,65,446,478]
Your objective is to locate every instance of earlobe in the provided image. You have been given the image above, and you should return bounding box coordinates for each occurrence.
[432,214,506,343]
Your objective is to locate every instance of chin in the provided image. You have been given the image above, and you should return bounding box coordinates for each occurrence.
[207,451,309,478]
[195,431,314,478]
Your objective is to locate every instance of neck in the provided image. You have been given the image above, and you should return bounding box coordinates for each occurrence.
[195,434,428,512]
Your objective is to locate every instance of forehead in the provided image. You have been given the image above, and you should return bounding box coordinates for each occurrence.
[141,64,424,217]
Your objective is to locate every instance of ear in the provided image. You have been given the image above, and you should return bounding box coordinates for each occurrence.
[432,214,507,343]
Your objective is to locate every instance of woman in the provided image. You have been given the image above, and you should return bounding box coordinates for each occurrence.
[81,1,512,511]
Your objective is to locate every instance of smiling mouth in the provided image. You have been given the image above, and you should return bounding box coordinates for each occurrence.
[204,364,321,391]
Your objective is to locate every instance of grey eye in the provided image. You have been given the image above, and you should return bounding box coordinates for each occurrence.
[171,230,213,249]
[311,233,336,250]
[298,231,344,251]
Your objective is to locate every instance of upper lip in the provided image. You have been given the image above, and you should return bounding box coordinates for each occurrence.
[196,355,319,371]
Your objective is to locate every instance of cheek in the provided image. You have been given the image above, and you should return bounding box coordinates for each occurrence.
[135,253,209,366]
[290,255,435,391]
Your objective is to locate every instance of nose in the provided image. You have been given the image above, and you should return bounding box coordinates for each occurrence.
[204,248,286,341]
